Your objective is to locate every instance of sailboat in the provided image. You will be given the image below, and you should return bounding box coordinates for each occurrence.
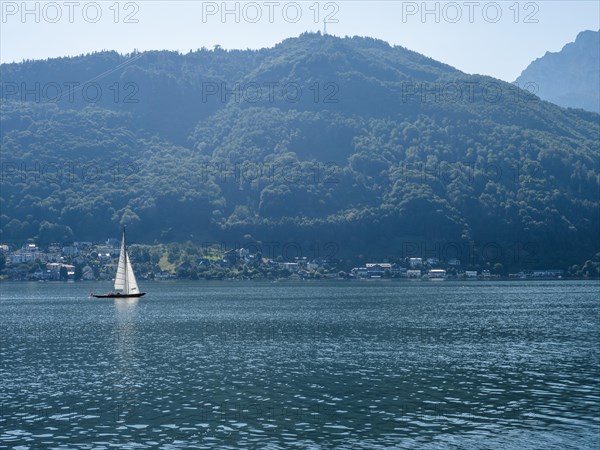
[91,228,146,298]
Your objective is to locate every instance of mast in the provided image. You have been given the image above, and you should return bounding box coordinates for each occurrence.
[123,226,128,293]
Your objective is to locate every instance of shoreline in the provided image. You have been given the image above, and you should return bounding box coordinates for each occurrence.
[1,277,598,283]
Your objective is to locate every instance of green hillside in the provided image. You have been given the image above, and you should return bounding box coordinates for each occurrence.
[1,33,598,269]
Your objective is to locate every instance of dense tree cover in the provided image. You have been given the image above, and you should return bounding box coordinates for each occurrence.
[1,33,598,270]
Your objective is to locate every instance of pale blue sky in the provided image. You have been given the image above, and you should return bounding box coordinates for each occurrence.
[1,1,598,81]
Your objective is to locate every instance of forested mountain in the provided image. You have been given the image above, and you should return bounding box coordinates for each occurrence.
[1,33,599,269]
[516,30,600,113]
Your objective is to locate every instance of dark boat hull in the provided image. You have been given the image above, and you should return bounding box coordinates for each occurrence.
[91,293,146,298]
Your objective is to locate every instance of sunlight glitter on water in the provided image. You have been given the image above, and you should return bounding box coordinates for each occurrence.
[1,281,599,448]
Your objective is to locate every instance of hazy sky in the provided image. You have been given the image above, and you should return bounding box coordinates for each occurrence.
[1,1,598,81]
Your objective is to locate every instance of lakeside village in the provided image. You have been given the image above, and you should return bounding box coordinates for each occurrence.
[0,239,580,282]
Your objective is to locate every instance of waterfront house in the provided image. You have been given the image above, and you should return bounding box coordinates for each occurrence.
[428,269,447,279]
[62,245,79,257]
[22,243,38,253]
[407,269,422,278]
[351,267,369,278]
[392,264,407,276]
[280,262,300,272]
[366,263,392,277]
[532,269,565,278]
[409,258,423,267]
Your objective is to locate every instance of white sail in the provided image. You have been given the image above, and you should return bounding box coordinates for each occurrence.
[113,230,139,294]
[114,236,127,291]
[124,250,139,294]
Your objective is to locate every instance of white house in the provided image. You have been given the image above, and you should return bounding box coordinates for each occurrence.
[366,263,392,277]
[428,269,447,279]
[351,267,369,278]
[62,245,79,256]
[409,258,423,267]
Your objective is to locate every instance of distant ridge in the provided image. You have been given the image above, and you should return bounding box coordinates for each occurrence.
[515,30,600,113]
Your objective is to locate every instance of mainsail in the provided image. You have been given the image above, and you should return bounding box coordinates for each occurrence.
[113,230,139,294]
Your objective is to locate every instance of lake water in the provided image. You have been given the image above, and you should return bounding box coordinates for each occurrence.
[1,280,598,449]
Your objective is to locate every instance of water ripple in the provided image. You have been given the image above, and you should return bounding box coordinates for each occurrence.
[1,281,598,448]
